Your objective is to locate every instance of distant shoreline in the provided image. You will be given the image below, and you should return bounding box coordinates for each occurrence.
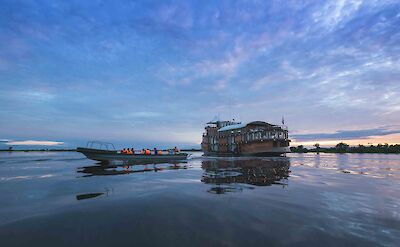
[3,145,399,154]
[0,148,203,152]
[0,149,77,152]
[1,149,399,154]
[290,150,400,154]
[291,142,400,154]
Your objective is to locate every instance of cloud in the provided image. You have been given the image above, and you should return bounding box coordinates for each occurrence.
[160,30,282,90]
[5,140,64,146]
[312,0,397,32]
[113,111,163,119]
[312,0,363,30]
[292,127,400,141]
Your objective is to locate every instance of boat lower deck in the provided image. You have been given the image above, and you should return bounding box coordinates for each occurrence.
[203,147,290,157]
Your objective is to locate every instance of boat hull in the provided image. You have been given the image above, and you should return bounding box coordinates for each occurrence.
[203,147,290,157]
[77,147,189,162]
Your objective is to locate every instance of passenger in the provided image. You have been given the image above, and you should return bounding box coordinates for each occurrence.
[140,149,145,155]
[145,149,151,155]
[130,148,135,155]
[154,148,157,155]
[173,146,179,154]
[157,150,163,155]
[121,148,126,154]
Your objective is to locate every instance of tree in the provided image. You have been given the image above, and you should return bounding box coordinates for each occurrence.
[297,145,308,153]
[335,142,349,153]
[314,143,320,152]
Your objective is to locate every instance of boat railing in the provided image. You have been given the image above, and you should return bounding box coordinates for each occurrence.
[245,130,288,141]
[86,141,116,151]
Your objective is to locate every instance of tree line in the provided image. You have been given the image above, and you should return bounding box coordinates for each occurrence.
[291,142,400,154]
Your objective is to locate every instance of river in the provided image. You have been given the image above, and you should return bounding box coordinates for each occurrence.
[0,151,399,246]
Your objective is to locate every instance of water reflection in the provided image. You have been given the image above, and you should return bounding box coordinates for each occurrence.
[75,188,114,201]
[201,158,290,194]
[77,161,188,177]
[76,192,104,200]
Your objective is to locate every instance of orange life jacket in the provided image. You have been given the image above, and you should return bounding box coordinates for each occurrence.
[145,149,151,155]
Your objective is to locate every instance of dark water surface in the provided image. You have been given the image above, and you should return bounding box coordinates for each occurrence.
[0,152,399,247]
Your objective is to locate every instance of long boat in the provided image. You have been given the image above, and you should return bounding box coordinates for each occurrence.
[77,141,188,162]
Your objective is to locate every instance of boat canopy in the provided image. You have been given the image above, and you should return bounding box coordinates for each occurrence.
[217,123,246,132]
[86,141,116,151]
[217,121,274,132]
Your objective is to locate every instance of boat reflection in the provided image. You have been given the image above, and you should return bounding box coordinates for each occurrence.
[75,187,114,201]
[201,158,290,194]
[76,192,104,200]
[77,160,188,177]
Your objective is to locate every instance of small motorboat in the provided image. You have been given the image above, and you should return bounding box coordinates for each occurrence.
[77,141,189,162]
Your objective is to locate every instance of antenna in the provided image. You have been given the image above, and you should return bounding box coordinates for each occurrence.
[228,95,233,121]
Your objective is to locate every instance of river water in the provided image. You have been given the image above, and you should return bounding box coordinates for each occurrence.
[0,151,399,246]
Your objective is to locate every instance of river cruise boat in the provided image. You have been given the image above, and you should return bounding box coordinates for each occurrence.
[201,119,290,156]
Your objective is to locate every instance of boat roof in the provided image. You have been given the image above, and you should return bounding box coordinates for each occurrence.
[217,121,271,132]
[217,123,247,132]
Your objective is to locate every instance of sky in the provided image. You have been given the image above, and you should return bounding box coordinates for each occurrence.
[1,0,400,149]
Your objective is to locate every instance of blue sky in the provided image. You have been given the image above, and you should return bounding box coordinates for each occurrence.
[1,0,400,149]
